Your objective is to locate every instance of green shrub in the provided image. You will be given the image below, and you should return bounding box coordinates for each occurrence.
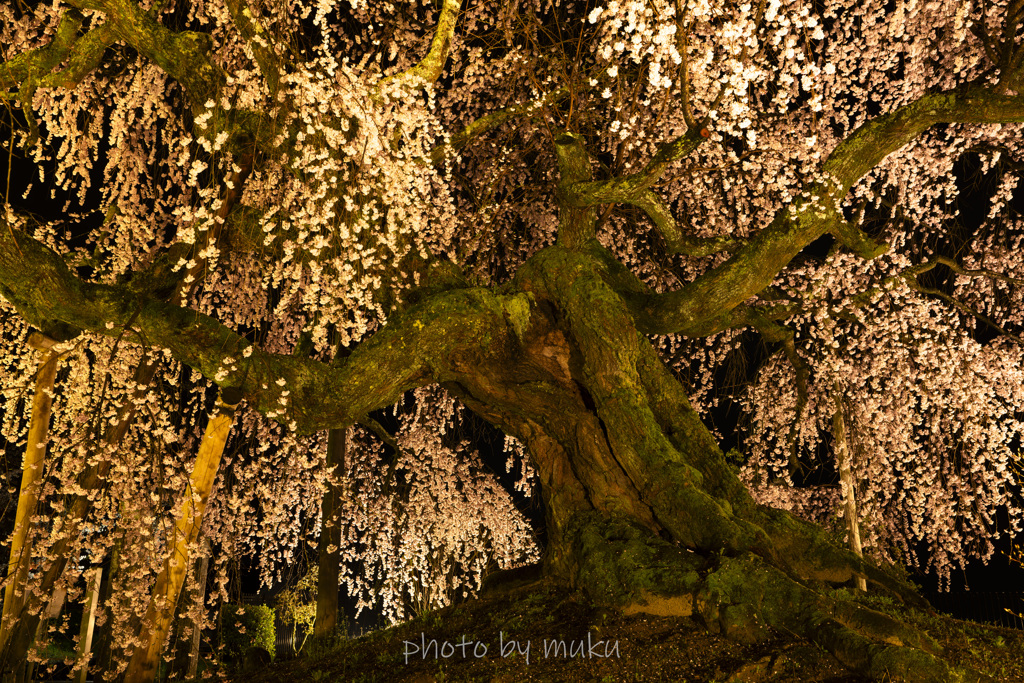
[274,570,319,655]
[221,603,276,662]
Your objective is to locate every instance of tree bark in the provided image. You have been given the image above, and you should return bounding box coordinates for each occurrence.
[3,7,1018,678]
[429,242,969,681]
[1,152,1001,682]
[0,210,986,681]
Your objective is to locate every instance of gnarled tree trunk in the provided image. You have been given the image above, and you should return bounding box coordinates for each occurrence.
[1,46,1015,680]
[430,242,957,682]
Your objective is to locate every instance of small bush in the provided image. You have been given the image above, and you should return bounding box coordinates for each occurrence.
[274,569,319,654]
[221,603,276,663]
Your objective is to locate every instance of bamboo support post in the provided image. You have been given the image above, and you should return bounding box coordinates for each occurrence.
[0,333,59,655]
[74,567,103,683]
[187,540,210,680]
[123,389,240,683]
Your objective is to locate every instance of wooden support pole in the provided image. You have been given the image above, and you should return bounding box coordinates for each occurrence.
[123,390,240,683]
[24,586,67,682]
[314,428,345,638]
[74,567,103,683]
[187,541,210,680]
[0,333,59,656]
[833,382,867,592]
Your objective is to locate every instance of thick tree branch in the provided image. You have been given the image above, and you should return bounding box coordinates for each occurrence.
[553,130,726,254]
[823,88,1024,191]
[626,190,746,256]
[0,9,85,92]
[553,133,597,249]
[631,86,1024,335]
[0,9,116,144]
[378,0,461,92]
[61,0,280,154]
[571,129,708,203]
[0,219,527,435]
[69,0,222,109]
[830,218,889,260]
[552,128,730,254]
[662,299,799,339]
[557,129,706,208]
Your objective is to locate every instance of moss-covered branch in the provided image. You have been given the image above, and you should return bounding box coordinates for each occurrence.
[68,0,221,109]
[831,218,889,260]
[60,0,280,154]
[632,86,1024,336]
[552,127,708,217]
[625,190,746,256]
[550,128,733,255]
[0,218,526,435]
[566,129,707,206]
[553,133,597,249]
[824,88,1024,191]
[378,0,461,92]
[0,9,86,92]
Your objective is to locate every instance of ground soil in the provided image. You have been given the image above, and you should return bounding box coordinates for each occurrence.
[233,576,1024,683]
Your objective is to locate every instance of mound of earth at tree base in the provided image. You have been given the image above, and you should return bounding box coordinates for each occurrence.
[234,579,1024,683]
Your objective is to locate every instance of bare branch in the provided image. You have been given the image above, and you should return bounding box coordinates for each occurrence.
[901,256,1024,343]
[923,254,1024,286]
[429,88,568,166]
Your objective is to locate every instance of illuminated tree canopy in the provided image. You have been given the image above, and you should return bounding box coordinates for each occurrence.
[1,0,1023,679]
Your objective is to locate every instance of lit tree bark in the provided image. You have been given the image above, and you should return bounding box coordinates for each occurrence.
[3,3,1024,679]
[314,428,345,638]
[122,390,240,683]
[0,333,58,666]
[0,161,1003,683]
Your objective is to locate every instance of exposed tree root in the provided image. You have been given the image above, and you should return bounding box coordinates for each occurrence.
[563,512,993,682]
